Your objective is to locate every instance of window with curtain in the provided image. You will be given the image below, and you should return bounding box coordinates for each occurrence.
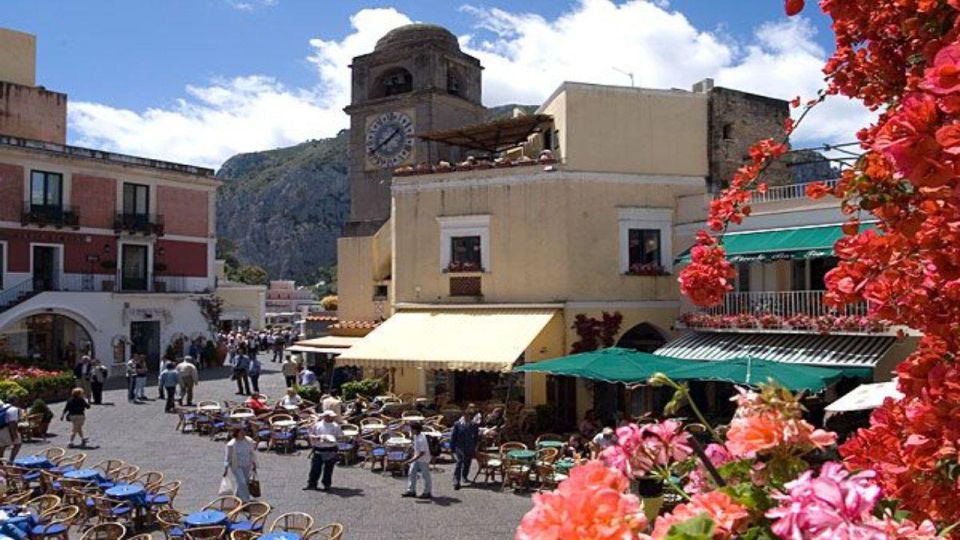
[449,235,482,271]
[30,171,63,210]
[123,183,150,216]
[627,229,662,273]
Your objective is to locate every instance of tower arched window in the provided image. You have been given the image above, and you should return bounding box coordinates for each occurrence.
[372,67,413,98]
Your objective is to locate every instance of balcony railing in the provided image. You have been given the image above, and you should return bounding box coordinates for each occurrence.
[114,212,164,236]
[678,290,887,333]
[749,178,839,204]
[20,203,80,229]
[703,290,867,318]
[55,273,206,294]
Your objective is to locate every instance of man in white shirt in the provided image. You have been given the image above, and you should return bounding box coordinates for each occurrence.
[591,427,617,459]
[0,400,22,462]
[304,410,343,491]
[401,422,433,500]
[321,392,342,416]
[176,356,200,406]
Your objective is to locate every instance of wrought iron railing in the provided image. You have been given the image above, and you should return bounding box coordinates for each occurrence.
[21,203,80,229]
[113,212,165,236]
[0,278,34,313]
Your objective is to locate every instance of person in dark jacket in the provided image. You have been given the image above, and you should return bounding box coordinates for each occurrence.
[61,388,91,448]
[450,404,481,490]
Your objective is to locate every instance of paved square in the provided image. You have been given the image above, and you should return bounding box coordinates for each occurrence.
[33,357,531,539]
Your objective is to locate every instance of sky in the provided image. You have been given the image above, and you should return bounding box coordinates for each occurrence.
[0,0,873,169]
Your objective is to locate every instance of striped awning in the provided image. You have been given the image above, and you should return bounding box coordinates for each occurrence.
[654,331,894,369]
[675,223,877,264]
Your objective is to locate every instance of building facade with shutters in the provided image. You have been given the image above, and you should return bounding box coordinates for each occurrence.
[0,28,220,372]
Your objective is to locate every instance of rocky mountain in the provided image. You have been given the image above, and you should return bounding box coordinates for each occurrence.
[215,130,350,284]
[215,105,538,284]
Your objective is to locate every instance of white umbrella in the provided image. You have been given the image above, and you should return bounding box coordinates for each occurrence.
[825,380,903,419]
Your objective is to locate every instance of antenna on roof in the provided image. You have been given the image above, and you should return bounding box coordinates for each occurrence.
[612,67,635,87]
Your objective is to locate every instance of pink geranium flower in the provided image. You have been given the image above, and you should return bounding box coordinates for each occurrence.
[652,491,748,539]
[600,420,693,477]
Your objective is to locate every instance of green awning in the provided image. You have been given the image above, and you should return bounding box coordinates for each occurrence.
[667,356,862,392]
[676,223,877,264]
[513,347,701,384]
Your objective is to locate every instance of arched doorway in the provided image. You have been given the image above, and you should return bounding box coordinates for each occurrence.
[0,313,94,367]
[616,322,667,352]
[618,323,673,417]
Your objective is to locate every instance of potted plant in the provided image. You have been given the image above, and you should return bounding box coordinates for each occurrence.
[28,399,53,436]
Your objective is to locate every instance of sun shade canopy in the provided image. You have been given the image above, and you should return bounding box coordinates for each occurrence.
[512,347,700,384]
[825,380,903,414]
[667,356,856,392]
[655,331,892,370]
[335,308,559,372]
[286,336,362,355]
[676,224,877,264]
[417,114,553,153]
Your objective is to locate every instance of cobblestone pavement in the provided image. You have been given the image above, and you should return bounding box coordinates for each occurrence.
[28,356,531,539]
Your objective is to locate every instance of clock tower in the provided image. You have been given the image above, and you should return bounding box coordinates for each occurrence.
[343,23,486,236]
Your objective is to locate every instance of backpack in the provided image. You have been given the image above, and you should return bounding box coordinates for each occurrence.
[0,405,11,429]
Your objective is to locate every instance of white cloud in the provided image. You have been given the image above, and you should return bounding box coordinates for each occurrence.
[68,0,872,169]
[224,0,277,12]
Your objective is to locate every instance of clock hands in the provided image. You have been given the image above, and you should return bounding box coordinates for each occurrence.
[368,128,402,155]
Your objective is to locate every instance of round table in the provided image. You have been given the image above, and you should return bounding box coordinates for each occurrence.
[230,412,255,419]
[13,456,52,469]
[62,468,102,482]
[259,532,300,540]
[537,440,564,449]
[342,428,359,437]
[554,459,576,474]
[105,484,147,506]
[198,405,221,411]
[184,510,228,529]
[506,449,536,461]
[402,416,425,422]
[386,437,411,446]
[361,423,386,431]
[272,420,297,428]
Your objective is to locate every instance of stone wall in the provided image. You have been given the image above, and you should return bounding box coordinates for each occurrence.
[0,82,67,144]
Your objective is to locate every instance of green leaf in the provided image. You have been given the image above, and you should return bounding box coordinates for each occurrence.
[741,525,780,540]
[664,514,715,540]
[720,482,773,512]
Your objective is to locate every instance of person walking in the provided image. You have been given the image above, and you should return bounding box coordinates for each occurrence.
[401,422,433,500]
[224,426,258,502]
[176,356,199,406]
[304,410,342,491]
[232,346,251,396]
[134,355,148,401]
[297,364,319,389]
[160,363,179,413]
[89,359,109,405]
[0,400,22,462]
[281,356,299,388]
[73,355,92,399]
[248,353,262,394]
[61,388,90,448]
[450,405,481,490]
[125,355,138,403]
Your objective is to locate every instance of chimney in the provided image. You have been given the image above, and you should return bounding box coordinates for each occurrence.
[692,78,715,93]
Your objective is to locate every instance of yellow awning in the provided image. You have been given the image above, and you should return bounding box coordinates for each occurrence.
[335,308,559,372]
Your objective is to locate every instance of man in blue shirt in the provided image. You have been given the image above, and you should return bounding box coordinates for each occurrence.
[450,404,481,490]
[159,363,180,413]
[233,346,252,395]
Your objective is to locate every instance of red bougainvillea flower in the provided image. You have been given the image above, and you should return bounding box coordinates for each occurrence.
[651,491,748,539]
[515,461,647,540]
[920,44,960,95]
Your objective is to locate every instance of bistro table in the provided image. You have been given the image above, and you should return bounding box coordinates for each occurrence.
[184,510,229,529]
[259,532,300,540]
[361,423,386,432]
[272,419,297,428]
[536,440,564,449]
[385,437,411,446]
[554,458,576,474]
[106,483,148,529]
[63,468,108,484]
[13,456,52,470]
[0,509,35,540]
[342,427,359,437]
[401,415,425,422]
[506,450,537,461]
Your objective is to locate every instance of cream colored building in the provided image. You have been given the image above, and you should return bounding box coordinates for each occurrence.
[214,260,266,331]
[334,25,902,427]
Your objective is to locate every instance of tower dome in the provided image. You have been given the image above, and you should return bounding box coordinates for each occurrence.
[374,23,460,52]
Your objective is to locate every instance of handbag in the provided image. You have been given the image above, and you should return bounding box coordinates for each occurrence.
[248,473,261,498]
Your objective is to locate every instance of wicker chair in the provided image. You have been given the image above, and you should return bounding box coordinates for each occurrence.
[136,470,165,490]
[90,495,135,527]
[229,531,259,540]
[229,501,271,533]
[202,495,243,514]
[31,505,80,540]
[92,459,124,477]
[146,480,182,510]
[269,512,314,536]
[79,522,126,540]
[126,535,154,540]
[42,447,68,461]
[25,494,62,515]
[184,526,227,540]
[307,523,345,540]
[110,465,140,483]
[156,508,186,540]
[52,452,86,472]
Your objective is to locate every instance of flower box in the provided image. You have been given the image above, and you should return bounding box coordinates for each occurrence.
[625,263,668,276]
[446,261,483,273]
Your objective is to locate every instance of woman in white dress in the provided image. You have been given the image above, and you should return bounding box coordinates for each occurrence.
[223,426,258,501]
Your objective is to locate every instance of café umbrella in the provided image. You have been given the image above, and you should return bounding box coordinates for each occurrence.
[665,356,858,392]
[512,347,696,384]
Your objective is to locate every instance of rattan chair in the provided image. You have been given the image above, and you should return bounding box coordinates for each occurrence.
[92,459,124,477]
[90,495,135,527]
[52,452,86,471]
[42,447,67,461]
[25,494,62,515]
[146,480,182,510]
[110,464,140,483]
[203,495,243,514]
[307,523,344,540]
[79,522,126,540]
[269,512,314,536]
[229,531,259,540]
[30,505,80,540]
[136,470,165,490]
[126,535,155,540]
[156,508,186,540]
[229,501,271,533]
[184,526,226,540]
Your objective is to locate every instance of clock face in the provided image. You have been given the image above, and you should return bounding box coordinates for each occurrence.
[365,111,415,169]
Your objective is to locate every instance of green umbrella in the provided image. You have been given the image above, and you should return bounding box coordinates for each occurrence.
[513,347,697,384]
[667,356,854,392]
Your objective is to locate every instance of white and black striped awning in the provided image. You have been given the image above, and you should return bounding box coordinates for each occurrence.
[655,331,895,368]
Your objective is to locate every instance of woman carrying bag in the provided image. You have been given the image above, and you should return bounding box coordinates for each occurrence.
[223,426,258,501]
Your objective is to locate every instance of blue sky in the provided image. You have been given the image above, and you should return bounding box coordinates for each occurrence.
[1,1,858,168]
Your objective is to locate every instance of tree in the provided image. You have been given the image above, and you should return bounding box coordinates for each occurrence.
[678,0,960,526]
[236,265,269,286]
[195,295,224,337]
